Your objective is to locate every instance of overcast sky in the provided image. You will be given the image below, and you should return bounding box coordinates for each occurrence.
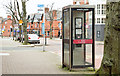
[0,0,73,18]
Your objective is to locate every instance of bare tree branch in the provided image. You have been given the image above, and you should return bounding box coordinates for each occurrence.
[14,0,17,11]
[16,0,22,19]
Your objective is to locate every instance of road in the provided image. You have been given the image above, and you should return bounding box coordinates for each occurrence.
[1,38,61,54]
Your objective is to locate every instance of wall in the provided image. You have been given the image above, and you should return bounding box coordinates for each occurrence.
[95,24,105,41]
[2,19,13,37]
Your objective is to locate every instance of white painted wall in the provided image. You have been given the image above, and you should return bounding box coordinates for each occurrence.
[89,0,106,24]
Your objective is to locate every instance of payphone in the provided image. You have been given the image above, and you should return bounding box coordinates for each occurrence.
[62,5,95,70]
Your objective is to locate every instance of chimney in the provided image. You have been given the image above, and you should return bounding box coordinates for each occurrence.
[53,10,57,16]
[7,15,11,19]
[73,0,89,5]
[45,8,49,13]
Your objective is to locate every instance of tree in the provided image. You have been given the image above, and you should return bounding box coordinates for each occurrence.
[96,0,120,75]
[4,0,22,41]
[46,3,56,39]
[5,0,29,44]
[21,0,28,45]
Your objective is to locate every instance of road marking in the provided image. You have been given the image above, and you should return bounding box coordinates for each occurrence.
[0,53,10,56]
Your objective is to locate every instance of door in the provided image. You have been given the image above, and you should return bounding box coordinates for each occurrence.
[72,17,85,66]
[72,10,94,68]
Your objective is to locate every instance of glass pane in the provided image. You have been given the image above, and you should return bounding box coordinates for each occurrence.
[86,11,93,39]
[73,44,84,65]
[76,18,82,28]
[76,29,82,34]
[64,9,70,65]
[85,44,92,65]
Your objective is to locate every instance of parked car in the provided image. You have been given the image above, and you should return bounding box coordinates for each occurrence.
[27,34,40,44]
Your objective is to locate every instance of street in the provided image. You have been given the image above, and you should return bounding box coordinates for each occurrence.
[0,37,104,74]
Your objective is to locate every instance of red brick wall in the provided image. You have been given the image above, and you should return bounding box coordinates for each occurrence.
[2,19,13,37]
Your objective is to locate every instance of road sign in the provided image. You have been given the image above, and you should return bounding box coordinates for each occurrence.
[37,4,44,7]
[38,9,43,11]
[42,23,45,34]
[19,20,23,24]
[2,31,4,33]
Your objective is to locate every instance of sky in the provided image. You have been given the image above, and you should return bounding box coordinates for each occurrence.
[0,0,73,18]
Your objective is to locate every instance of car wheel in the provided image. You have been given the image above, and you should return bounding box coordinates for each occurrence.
[38,42,40,44]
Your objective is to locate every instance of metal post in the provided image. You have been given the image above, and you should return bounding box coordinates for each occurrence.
[1,23,2,38]
[22,25,23,43]
[43,6,45,52]
[10,26,12,37]
[10,30,11,37]
[45,36,47,45]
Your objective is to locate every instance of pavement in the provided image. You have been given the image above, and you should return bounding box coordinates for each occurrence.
[0,37,104,74]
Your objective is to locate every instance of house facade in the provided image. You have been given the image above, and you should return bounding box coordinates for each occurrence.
[27,8,62,38]
[0,8,62,38]
[0,15,13,37]
[89,0,106,41]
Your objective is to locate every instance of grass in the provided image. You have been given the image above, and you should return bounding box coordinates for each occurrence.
[22,43,31,45]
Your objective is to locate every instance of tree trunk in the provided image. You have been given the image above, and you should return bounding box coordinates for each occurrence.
[50,23,53,39]
[12,26,14,40]
[22,1,28,45]
[96,0,120,75]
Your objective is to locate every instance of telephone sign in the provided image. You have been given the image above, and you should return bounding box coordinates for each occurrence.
[73,39,93,44]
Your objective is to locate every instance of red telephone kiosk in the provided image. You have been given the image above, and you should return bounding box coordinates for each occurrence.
[62,5,95,70]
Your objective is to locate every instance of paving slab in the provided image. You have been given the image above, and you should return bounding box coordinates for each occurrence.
[2,51,68,74]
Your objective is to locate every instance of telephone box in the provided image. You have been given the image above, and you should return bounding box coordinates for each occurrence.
[62,5,95,70]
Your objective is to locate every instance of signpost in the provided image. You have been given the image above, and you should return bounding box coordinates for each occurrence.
[19,20,23,43]
[38,4,45,51]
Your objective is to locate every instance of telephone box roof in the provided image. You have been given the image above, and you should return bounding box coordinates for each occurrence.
[63,5,95,10]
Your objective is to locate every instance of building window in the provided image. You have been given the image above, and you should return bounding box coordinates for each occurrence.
[101,18,106,23]
[37,23,39,28]
[5,22,7,24]
[97,4,100,9]
[35,23,36,28]
[47,31,50,36]
[29,24,30,29]
[97,31,100,38]
[102,4,106,9]
[97,10,100,15]
[101,4,106,15]
[97,18,100,23]
[102,10,106,15]
[97,4,100,15]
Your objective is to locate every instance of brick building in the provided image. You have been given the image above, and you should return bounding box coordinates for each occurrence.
[1,15,13,37]
[0,8,62,38]
[27,8,62,38]
[73,0,89,5]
